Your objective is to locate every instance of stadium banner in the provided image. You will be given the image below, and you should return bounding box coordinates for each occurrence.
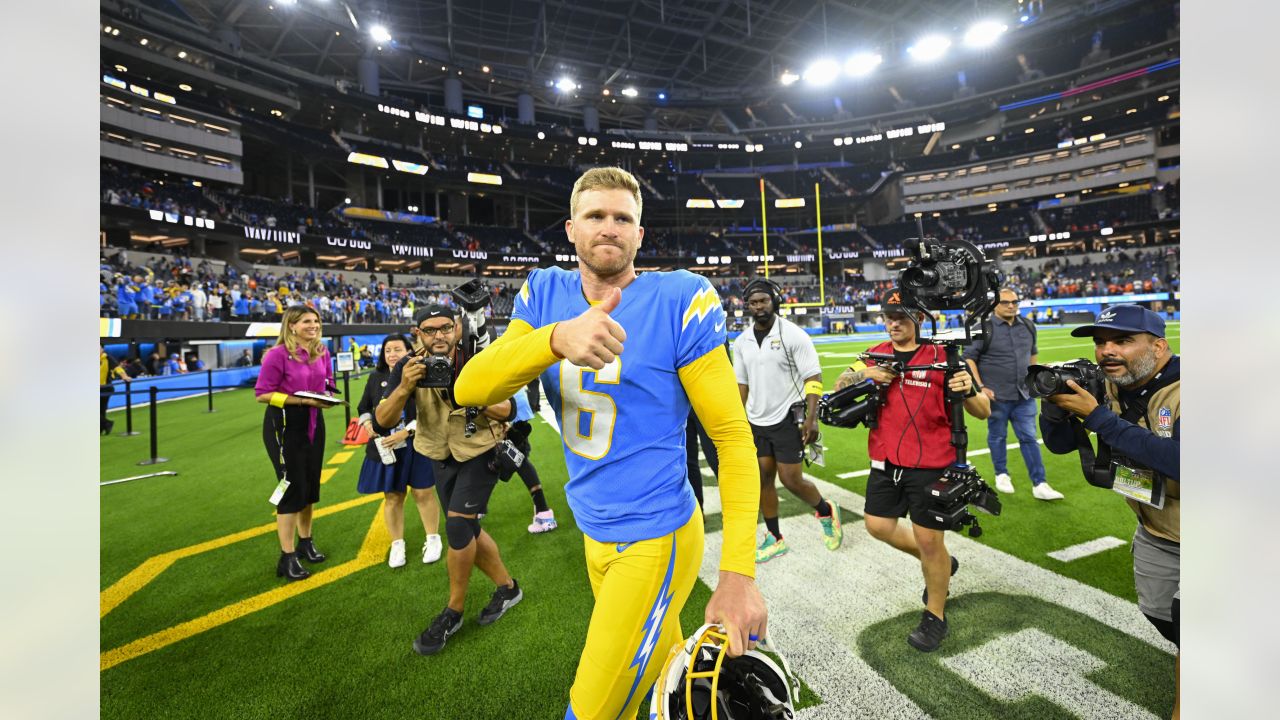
[103,202,1179,272]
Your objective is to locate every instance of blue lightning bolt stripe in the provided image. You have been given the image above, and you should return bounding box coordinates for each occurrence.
[614,533,678,720]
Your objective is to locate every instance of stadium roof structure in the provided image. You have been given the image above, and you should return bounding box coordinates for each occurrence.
[108,0,1162,132]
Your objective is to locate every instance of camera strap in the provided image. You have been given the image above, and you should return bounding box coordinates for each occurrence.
[1085,364,1175,489]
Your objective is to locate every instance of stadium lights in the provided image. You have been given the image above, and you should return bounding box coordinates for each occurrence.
[833,138,844,146]
[178,83,192,91]
[370,25,392,43]
[844,52,882,78]
[555,77,578,92]
[907,35,951,62]
[963,21,1007,49]
[779,70,800,86]
[621,87,638,97]
[657,92,667,100]
[536,131,546,140]
[794,141,803,149]
[802,59,840,86]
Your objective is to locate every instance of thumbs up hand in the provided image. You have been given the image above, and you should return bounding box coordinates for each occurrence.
[550,286,627,369]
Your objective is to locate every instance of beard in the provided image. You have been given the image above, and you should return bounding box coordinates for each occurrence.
[575,233,635,279]
[1105,349,1157,387]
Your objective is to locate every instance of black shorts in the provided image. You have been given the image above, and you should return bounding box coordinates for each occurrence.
[433,450,500,516]
[263,407,325,515]
[750,419,804,465]
[864,464,948,531]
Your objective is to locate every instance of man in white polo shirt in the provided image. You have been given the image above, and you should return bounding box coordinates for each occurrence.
[733,277,842,563]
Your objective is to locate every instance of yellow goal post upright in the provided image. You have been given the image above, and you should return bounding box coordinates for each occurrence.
[759,179,826,312]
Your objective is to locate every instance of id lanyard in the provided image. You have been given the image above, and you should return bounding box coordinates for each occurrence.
[1110,367,1170,509]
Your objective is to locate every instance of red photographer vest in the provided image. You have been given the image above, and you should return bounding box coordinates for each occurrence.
[866,342,956,469]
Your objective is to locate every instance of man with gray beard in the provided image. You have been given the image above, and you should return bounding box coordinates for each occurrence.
[1039,304,1180,717]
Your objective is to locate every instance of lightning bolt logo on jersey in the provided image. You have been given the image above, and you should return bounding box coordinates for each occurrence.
[512,266,727,543]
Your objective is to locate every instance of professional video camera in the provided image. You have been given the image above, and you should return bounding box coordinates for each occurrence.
[817,353,900,429]
[898,236,1003,321]
[1025,359,1105,399]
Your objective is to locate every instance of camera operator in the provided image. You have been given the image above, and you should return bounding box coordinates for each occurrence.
[1039,304,1180,714]
[376,305,523,657]
[833,288,990,652]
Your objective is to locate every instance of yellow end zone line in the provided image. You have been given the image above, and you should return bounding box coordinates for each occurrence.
[101,501,391,672]
[100,493,381,619]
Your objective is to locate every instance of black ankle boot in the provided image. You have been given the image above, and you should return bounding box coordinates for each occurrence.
[297,537,326,563]
[276,551,311,581]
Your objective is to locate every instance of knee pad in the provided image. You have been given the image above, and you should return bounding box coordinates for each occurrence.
[445,515,476,550]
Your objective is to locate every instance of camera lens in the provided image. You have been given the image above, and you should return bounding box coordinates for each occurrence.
[1028,368,1062,396]
[901,267,937,289]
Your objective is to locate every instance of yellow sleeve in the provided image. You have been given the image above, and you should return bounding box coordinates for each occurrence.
[454,319,562,407]
[679,347,759,578]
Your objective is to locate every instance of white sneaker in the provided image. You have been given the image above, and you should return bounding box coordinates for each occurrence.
[1032,482,1065,501]
[423,534,443,564]
[388,539,406,568]
[994,473,1015,494]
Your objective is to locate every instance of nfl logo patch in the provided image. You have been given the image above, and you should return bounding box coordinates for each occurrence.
[1158,407,1172,429]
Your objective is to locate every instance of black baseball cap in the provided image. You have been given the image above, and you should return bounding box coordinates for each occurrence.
[1070,304,1165,338]
[879,287,920,321]
[412,304,455,326]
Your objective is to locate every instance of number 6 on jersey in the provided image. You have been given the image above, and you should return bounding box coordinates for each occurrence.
[560,358,620,460]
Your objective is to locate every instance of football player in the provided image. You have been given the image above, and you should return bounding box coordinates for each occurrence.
[456,167,766,720]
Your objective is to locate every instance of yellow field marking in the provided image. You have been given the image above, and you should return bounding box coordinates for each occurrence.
[319,468,340,485]
[328,450,355,465]
[100,494,381,619]
[101,500,391,672]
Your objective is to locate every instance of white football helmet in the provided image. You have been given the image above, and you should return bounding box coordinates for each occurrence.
[649,623,799,720]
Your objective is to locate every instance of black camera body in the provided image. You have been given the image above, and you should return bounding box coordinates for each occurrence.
[817,352,903,430]
[926,465,1002,537]
[899,237,1003,315]
[818,380,883,429]
[488,439,527,480]
[1025,359,1106,399]
[416,354,455,389]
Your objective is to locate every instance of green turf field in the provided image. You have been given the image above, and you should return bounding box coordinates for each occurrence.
[100,323,1179,719]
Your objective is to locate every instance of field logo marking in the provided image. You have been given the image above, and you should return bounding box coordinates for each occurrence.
[102,500,390,671]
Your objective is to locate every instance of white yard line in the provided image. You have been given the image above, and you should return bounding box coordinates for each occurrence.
[1047,536,1128,562]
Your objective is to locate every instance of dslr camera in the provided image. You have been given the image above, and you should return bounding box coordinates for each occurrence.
[416,354,455,389]
[1025,359,1105,399]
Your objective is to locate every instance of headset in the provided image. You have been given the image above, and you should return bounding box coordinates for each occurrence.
[742,277,782,314]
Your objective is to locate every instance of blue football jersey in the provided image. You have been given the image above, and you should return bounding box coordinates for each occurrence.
[511,267,727,542]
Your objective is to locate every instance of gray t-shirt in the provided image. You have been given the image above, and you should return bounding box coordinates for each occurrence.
[964,317,1038,401]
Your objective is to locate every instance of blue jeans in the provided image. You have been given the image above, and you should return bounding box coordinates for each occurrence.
[987,397,1046,485]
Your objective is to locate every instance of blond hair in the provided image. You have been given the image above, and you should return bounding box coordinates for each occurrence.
[569,167,643,221]
[277,306,324,363]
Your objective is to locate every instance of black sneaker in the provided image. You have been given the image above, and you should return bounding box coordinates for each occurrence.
[922,555,960,605]
[477,579,523,626]
[907,610,949,652]
[413,608,463,656]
